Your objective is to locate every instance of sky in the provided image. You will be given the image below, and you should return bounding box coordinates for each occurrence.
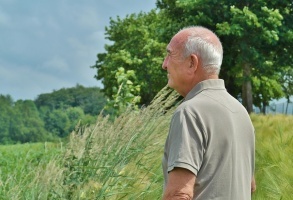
[0,0,157,101]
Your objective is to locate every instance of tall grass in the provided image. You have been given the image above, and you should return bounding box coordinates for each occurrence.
[61,87,179,199]
[0,142,64,199]
[0,87,292,199]
[251,114,293,200]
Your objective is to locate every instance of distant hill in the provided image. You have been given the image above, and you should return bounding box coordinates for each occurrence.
[34,84,107,116]
[0,85,108,144]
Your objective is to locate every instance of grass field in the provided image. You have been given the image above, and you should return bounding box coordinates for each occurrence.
[0,88,292,199]
[0,142,63,199]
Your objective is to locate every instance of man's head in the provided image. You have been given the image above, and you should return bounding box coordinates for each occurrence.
[162,26,223,97]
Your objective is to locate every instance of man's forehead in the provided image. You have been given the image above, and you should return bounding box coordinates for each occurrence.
[167,37,184,53]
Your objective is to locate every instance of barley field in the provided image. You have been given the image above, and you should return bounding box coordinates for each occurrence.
[0,88,292,199]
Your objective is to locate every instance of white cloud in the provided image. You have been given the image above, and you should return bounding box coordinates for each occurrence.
[0,61,67,100]
[45,16,61,32]
[75,6,101,30]
[0,0,156,100]
[42,56,70,72]
[0,9,11,26]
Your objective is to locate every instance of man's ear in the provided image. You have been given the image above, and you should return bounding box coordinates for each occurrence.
[190,54,198,72]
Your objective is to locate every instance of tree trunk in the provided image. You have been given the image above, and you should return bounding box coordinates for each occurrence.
[242,63,253,113]
[261,101,267,114]
[285,97,290,114]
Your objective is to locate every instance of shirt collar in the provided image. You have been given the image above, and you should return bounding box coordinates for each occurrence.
[185,79,226,101]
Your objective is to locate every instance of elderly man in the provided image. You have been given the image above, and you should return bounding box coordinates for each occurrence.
[162,26,256,200]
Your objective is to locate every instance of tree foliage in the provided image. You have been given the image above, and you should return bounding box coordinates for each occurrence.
[94,0,292,113]
[12,100,50,143]
[0,85,106,144]
[92,10,168,106]
[157,0,292,113]
[104,67,141,117]
[0,97,51,144]
[35,84,106,116]
[0,95,14,144]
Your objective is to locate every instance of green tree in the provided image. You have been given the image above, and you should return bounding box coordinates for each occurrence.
[35,85,106,138]
[104,67,141,116]
[92,10,168,106]
[0,95,14,144]
[279,67,293,113]
[65,107,85,131]
[252,76,283,113]
[11,100,50,143]
[44,109,70,138]
[35,85,106,115]
[157,0,292,113]
[93,0,291,113]
[42,107,94,138]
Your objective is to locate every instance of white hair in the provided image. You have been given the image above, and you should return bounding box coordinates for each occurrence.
[183,27,223,75]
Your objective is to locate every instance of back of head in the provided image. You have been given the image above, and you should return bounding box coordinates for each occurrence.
[180,26,223,75]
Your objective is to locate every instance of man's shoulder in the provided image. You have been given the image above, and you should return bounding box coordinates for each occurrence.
[173,96,205,117]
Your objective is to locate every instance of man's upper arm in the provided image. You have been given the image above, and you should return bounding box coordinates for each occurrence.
[163,167,196,200]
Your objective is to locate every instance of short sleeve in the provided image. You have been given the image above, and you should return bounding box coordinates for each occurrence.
[166,108,206,176]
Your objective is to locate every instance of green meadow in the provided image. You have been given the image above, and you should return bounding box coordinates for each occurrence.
[0,88,292,200]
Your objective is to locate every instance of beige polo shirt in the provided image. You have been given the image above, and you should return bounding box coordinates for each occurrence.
[162,79,255,200]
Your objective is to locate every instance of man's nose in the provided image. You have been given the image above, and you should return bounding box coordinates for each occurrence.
[162,57,167,70]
